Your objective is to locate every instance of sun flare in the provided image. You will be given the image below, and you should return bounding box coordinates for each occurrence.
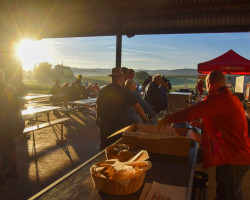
[16,39,53,71]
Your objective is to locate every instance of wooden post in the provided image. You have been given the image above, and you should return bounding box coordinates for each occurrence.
[116,34,122,68]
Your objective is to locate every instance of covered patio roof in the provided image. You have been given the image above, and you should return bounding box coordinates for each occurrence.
[0,0,250,39]
[0,0,249,85]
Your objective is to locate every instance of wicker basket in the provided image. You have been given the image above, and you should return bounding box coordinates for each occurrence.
[90,162,145,195]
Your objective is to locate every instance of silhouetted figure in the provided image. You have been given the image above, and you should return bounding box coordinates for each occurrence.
[93,82,100,92]
[144,74,165,114]
[49,79,63,104]
[0,69,22,184]
[77,85,89,99]
[75,75,83,86]
[62,82,70,101]
[125,79,155,125]
[142,75,152,93]
[96,68,150,150]
[128,69,135,80]
[160,76,171,110]
[121,67,129,85]
[69,82,81,100]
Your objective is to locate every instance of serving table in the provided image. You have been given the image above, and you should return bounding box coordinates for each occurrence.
[29,140,198,200]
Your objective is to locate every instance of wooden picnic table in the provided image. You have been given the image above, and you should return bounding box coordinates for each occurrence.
[29,140,199,200]
[68,98,97,106]
[21,105,61,121]
[20,94,53,101]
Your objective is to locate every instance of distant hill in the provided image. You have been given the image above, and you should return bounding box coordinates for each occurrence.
[71,68,198,76]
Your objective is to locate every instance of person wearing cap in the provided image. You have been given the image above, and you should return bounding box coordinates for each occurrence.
[75,74,83,86]
[158,70,250,200]
[0,69,21,184]
[96,67,151,150]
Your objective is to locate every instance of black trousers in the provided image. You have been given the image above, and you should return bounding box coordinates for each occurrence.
[98,126,122,151]
[215,164,249,200]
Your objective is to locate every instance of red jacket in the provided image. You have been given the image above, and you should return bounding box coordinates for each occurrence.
[167,87,250,168]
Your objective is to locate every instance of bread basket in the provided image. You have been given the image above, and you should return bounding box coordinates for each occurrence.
[90,161,146,195]
[105,143,140,161]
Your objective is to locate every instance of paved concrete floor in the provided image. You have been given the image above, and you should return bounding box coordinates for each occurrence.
[0,107,249,200]
[0,108,100,200]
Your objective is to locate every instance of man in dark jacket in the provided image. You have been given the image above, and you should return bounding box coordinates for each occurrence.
[0,69,21,184]
[143,74,166,113]
[96,68,150,150]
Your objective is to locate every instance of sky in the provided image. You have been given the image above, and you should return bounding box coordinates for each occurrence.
[17,32,250,71]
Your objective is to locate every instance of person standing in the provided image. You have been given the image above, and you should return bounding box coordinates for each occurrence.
[96,68,150,150]
[0,69,22,184]
[125,79,155,125]
[160,76,172,112]
[158,70,250,200]
[128,69,135,80]
[143,74,166,114]
[121,67,129,85]
[75,75,83,86]
[142,75,152,93]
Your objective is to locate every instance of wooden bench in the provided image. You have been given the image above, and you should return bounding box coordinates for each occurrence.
[23,117,71,145]
[28,99,50,104]
[87,103,96,112]
[58,105,85,116]
[23,114,42,126]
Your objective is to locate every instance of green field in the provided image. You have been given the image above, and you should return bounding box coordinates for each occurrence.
[24,75,199,94]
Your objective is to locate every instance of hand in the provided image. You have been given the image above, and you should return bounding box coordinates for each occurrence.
[157,115,171,130]
[143,117,152,123]
[157,119,167,130]
[187,129,202,144]
[190,120,203,129]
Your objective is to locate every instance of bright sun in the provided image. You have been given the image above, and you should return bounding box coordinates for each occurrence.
[16,39,53,71]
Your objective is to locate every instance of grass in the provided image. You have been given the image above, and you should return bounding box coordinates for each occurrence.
[23,75,199,94]
[23,80,52,94]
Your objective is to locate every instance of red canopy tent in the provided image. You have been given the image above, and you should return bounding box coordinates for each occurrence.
[198,50,250,75]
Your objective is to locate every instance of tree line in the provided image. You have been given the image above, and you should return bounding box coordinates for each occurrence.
[23,62,75,83]
[23,62,150,84]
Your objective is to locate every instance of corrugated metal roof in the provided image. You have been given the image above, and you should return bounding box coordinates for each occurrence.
[0,0,249,39]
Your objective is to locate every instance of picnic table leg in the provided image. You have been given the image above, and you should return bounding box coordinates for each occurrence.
[61,123,63,143]
[46,112,50,121]
[32,131,36,154]
[57,123,67,146]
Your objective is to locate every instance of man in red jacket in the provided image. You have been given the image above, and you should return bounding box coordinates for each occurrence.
[158,70,250,200]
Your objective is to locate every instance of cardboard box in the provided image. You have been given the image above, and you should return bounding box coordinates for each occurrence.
[168,92,192,113]
[109,124,190,157]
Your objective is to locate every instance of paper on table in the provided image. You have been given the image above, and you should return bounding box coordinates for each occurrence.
[139,183,152,200]
[142,181,187,200]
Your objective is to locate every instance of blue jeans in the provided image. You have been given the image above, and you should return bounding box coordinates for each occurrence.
[215,164,249,200]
